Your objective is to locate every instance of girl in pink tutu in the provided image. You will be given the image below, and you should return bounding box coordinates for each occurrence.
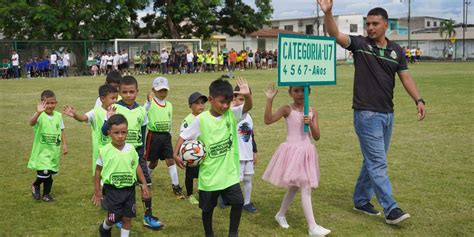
[262,84,330,236]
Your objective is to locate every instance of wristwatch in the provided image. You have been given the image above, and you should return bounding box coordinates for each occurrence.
[415,98,425,105]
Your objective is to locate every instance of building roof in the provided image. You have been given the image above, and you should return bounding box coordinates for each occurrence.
[249,29,303,38]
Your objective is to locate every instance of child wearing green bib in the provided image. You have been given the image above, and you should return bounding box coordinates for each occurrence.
[28,90,68,202]
[174,77,253,237]
[94,114,150,237]
[102,76,163,229]
[63,84,118,177]
[144,77,185,199]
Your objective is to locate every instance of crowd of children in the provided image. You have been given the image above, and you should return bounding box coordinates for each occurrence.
[27,70,335,236]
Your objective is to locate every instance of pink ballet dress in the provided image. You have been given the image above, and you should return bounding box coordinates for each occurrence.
[262,106,320,188]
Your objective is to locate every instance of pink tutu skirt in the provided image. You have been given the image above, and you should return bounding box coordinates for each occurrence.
[262,141,320,188]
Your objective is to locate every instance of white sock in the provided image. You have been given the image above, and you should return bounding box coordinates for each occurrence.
[121,228,130,237]
[168,164,179,185]
[243,175,253,205]
[301,187,317,230]
[103,220,112,230]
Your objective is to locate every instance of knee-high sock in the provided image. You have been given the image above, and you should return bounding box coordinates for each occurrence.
[185,175,194,196]
[168,164,179,185]
[277,186,298,217]
[202,209,214,237]
[142,197,152,216]
[301,187,317,230]
[229,204,243,235]
[243,175,253,205]
[43,176,53,195]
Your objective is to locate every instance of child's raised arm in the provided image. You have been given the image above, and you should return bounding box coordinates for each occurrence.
[62,105,88,122]
[29,101,46,126]
[264,84,290,125]
[235,77,253,113]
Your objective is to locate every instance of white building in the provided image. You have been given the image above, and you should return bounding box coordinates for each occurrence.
[225,14,365,60]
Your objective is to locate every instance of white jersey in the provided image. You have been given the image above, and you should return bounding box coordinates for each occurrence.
[11,53,19,66]
[122,53,128,63]
[237,113,254,161]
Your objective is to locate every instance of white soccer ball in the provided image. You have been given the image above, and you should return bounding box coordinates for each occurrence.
[179,140,205,167]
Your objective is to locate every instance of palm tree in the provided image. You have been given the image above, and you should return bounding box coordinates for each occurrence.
[439,19,457,57]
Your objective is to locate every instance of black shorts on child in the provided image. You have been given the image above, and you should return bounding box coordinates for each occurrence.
[199,183,244,212]
[185,165,199,179]
[145,131,173,162]
[103,184,136,222]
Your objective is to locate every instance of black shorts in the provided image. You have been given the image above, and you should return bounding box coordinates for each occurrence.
[145,131,173,162]
[36,170,57,178]
[136,146,152,185]
[186,166,199,179]
[199,183,243,212]
[103,184,136,222]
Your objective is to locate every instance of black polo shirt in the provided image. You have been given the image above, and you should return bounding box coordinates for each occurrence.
[346,35,408,113]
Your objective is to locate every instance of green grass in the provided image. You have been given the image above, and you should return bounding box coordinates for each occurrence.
[0,62,473,236]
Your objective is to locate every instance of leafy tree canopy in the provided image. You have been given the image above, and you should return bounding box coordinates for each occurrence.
[0,0,148,40]
[135,0,273,39]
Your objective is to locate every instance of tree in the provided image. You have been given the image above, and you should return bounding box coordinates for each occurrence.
[136,0,273,39]
[439,19,456,47]
[0,0,149,40]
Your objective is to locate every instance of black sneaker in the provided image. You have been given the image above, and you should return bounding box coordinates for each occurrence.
[31,184,40,200]
[99,223,112,237]
[42,194,55,202]
[172,185,186,199]
[385,207,411,224]
[243,203,258,213]
[353,202,381,216]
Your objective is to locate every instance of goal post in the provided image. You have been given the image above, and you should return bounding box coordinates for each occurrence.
[111,38,202,56]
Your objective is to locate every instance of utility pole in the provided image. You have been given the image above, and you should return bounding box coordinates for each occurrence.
[463,0,472,61]
[315,2,320,36]
[408,0,411,48]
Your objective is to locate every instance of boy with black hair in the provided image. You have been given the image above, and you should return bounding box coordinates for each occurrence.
[174,77,252,237]
[63,84,118,178]
[179,91,208,204]
[144,77,185,199]
[29,90,68,202]
[102,75,163,229]
[95,70,122,108]
[94,114,150,237]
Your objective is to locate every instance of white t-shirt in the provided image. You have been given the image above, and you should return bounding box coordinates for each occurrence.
[122,53,128,63]
[100,55,107,67]
[63,53,70,66]
[113,54,121,66]
[107,55,113,65]
[50,54,57,65]
[186,53,194,63]
[237,113,254,161]
[11,53,19,66]
[180,105,243,141]
[160,52,169,63]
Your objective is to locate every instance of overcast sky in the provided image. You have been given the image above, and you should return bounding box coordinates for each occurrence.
[244,0,473,24]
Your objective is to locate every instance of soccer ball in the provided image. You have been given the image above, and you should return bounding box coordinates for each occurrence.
[179,140,205,167]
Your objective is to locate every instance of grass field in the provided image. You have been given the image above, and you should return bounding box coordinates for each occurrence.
[0,62,473,236]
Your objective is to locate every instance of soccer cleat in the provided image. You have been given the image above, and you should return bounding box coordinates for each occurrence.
[31,184,40,200]
[274,214,289,229]
[308,225,331,236]
[42,194,55,202]
[172,185,186,199]
[143,215,164,229]
[243,203,258,213]
[99,223,112,237]
[353,202,381,216]
[188,195,199,205]
[385,208,411,225]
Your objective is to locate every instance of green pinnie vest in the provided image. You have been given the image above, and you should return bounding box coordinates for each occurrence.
[99,143,139,188]
[198,110,240,191]
[90,106,111,176]
[115,104,146,148]
[28,111,63,172]
[147,99,172,133]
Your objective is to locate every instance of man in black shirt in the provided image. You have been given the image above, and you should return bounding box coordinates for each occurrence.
[319,0,426,225]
